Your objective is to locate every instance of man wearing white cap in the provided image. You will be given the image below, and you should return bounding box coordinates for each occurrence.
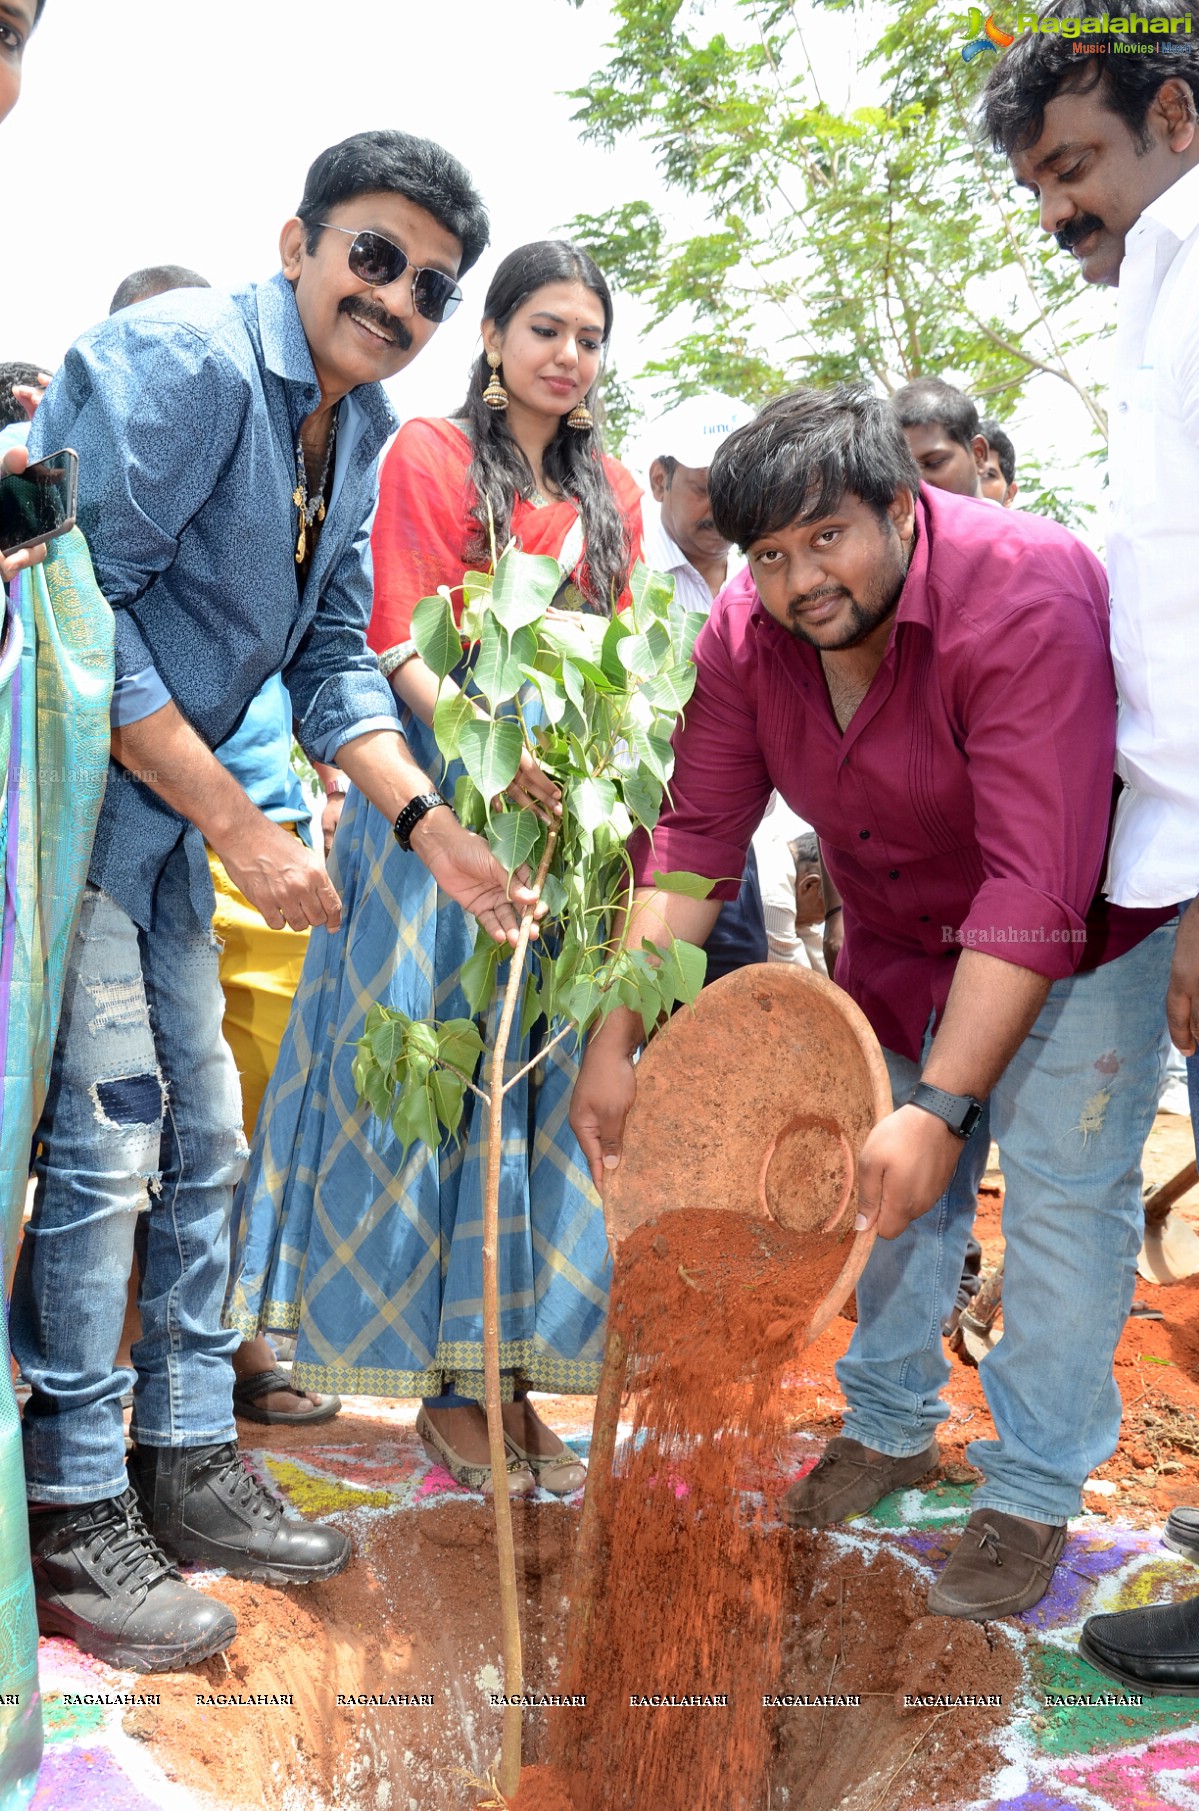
[639,392,756,613]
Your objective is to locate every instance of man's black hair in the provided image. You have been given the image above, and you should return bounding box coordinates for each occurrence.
[790,832,821,870]
[109,265,210,315]
[297,130,489,275]
[0,360,44,427]
[892,378,981,454]
[654,454,679,482]
[979,417,1017,485]
[981,2,1199,155]
[708,385,920,551]
[35,0,46,19]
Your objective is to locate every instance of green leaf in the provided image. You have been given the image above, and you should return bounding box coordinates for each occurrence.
[519,666,568,727]
[670,609,710,666]
[432,685,477,762]
[667,938,708,1006]
[652,868,716,898]
[489,548,562,630]
[631,726,675,783]
[458,717,523,801]
[630,561,676,624]
[390,1077,440,1156]
[561,658,587,717]
[570,775,618,835]
[452,773,488,834]
[487,807,541,875]
[459,936,502,1015]
[474,619,538,707]
[640,663,697,712]
[621,764,663,830]
[437,1016,487,1076]
[616,619,672,679]
[410,593,461,682]
[430,1066,468,1142]
[368,1014,410,1068]
[540,870,568,916]
[600,615,633,687]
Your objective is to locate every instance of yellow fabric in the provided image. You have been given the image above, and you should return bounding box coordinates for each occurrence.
[208,846,309,1138]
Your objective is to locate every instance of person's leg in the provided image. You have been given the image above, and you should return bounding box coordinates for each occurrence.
[11,887,238,1668]
[123,867,350,1583]
[784,1044,988,1528]
[13,887,164,1504]
[967,925,1174,1524]
[835,1046,990,1456]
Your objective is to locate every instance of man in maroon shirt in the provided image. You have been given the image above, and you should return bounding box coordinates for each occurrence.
[571,386,1175,1620]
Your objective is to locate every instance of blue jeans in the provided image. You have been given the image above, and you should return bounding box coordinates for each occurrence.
[11,856,245,1504]
[838,923,1175,1524]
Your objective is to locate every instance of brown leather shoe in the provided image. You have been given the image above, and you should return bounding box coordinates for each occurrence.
[928,1508,1067,1620]
[782,1435,941,1530]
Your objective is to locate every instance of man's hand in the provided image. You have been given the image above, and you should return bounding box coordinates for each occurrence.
[570,1030,640,1193]
[219,818,342,933]
[410,807,548,948]
[855,1103,965,1241]
[0,446,48,586]
[1167,897,1199,1056]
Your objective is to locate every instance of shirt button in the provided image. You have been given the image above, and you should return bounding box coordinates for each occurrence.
[859,829,870,840]
[889,869,900,880]
[919,914,930,923]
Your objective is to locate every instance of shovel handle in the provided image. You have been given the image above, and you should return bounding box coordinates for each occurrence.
[1144,1160,1199,1229]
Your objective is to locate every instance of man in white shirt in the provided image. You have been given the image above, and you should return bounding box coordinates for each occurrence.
[983,0,1199,1693]
[636,392,756,613]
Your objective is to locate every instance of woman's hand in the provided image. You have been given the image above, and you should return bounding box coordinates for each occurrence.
[501,745,562,822]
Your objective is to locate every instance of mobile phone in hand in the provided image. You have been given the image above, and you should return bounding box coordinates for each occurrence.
[0,448,79,556]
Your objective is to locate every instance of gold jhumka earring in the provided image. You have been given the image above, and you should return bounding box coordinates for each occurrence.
[482,350,508,411]
[566,398,594,431]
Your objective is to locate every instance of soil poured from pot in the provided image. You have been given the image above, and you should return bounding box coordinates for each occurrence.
[541,1210,1019,1811]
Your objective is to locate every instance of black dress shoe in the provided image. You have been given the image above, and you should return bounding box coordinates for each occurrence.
[128,1441,350,1585]
[29,1488,237,1672]
[1080,1590,1199,1695]
[1164,1506,1199,1564]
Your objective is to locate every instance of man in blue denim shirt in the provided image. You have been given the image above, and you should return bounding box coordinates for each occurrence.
[12,129,546,1672]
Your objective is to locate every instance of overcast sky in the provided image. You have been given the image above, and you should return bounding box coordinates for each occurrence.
[4,0,1107,518]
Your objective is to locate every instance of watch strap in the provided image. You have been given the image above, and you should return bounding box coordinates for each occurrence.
[393,790,451,852]
[909,1081,984,1140]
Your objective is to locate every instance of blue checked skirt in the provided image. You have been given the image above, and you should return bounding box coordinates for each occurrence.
[227,709,610,1400]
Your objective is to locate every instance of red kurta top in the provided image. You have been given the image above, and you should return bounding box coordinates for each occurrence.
[629,485,1172,1063]
[369,416,644,648]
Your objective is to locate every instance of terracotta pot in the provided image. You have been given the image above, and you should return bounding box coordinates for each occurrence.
[603,962,892,1344]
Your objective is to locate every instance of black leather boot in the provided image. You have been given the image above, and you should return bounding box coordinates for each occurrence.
[29,1488,237,1671]
[128,1441,351,1584]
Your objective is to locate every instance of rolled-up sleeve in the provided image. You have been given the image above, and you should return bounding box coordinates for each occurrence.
[954,591,1117,978]
[628,601,774,899]
[285,514,399,761]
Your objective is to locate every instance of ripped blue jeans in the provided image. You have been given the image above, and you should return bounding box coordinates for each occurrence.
[837,920,1175,1524]
[11,861,245,1504]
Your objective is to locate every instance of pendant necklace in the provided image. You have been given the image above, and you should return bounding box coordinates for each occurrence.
[293,414,339,565]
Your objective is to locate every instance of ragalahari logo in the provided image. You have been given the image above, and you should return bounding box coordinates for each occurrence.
[961,8,1017,56]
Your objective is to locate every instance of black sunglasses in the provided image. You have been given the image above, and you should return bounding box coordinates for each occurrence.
[318,223,463,324]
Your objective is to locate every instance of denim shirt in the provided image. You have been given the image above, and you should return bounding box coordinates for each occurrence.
[30,271,399,930]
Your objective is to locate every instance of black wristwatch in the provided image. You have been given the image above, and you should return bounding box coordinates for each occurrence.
[909,1081,984,1140]
[393,790,452,851]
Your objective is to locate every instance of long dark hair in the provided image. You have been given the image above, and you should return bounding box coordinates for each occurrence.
[457,241,632,614]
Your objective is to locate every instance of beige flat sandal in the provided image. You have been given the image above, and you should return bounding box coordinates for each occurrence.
[416,1406,535,1495]
[503,1433,588,1498]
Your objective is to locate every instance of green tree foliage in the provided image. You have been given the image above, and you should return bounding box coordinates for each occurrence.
[352,546,712,1151]
[566,0,1109,521]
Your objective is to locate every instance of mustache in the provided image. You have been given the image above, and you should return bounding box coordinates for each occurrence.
[1055,213,1104,254]
[787,584,847,615]
[339,295,412,352]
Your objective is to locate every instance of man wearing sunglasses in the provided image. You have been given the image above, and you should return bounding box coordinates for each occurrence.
[15,129,541,1674]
